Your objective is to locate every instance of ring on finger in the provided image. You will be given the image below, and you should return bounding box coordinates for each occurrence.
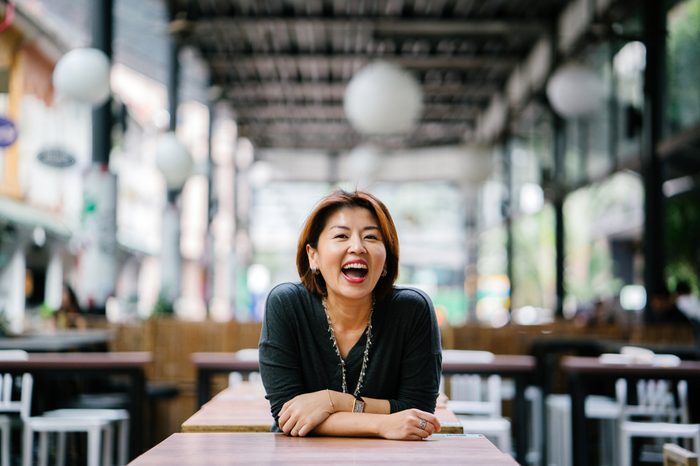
[418,418,428,430]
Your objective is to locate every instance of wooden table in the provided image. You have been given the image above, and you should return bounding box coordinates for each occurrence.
[183,384,464,434]
[130,432,517,465]
[562,356,700,466]
[0,329,112,351]
[192,351,260,408]
[182,384,274,433]
[441,352,535,465]
[0,351,151,459]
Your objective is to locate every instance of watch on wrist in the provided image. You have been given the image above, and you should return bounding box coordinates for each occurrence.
[352,396,366,413]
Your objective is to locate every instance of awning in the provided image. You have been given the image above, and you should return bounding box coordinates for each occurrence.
[0,195,71,238]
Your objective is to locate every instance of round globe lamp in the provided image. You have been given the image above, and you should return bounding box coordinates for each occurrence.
[344,61,423,135]
[52,48,111,106]
[546,63,606,119]
[155,132,193,191]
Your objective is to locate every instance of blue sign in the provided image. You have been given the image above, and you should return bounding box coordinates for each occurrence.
[0,116,18,148]
[37,147,76,168]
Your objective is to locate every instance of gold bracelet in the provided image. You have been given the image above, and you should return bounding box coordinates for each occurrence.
[326,389,335,413]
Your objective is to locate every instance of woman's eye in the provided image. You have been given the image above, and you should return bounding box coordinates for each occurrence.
[333,234,348,239]
[364,235,378,240]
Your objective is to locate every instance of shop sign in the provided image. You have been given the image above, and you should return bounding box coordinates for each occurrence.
[36,147,76,168]
[0,116,18,147]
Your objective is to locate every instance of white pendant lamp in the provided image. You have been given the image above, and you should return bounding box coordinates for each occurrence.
[52,48,111,106]
[155,132,193,191]
[546,63,606,119]
[344,61,423,135]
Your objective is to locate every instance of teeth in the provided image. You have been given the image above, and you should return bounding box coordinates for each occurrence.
[343,263,367,270]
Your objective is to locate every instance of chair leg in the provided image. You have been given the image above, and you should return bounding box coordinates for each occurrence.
[87,426,102,466]
[620,428,631,466]
[117,419,129,466]
[56,431,67,466]
[1,423,10,466]
[499,431,512,456]
[22,426,31,466]
[38,432,49,466]
[103,424,114,466]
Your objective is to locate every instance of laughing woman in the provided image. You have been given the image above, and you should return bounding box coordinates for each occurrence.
[259,190,442,440]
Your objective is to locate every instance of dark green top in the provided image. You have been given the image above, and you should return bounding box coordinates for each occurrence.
[258,282,442,428]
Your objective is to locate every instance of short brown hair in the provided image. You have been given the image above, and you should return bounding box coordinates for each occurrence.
[296,190,399,300]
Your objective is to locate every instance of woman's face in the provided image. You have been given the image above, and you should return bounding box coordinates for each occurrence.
[307,206,387,304]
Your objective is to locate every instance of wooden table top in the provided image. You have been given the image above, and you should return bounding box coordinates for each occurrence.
[0,351,152,369]
[561,356,700,376]
[183,384,464,435]
[131,432,517,465]
[0,330,113,352]
[192,351,260,371]
[442,352,535,374]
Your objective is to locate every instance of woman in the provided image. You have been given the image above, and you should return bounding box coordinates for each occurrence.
[259,190,442,440]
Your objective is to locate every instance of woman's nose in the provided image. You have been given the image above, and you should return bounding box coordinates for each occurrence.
[348,235,367,253]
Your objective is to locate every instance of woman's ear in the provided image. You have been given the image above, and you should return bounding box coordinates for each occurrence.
[306,244,318,271]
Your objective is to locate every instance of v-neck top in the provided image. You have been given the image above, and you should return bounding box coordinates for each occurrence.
[259,282,442,427]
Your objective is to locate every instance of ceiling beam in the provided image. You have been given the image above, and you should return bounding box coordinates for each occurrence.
[231,103,481,120]
[207,54,518,71]
[238,121,471,133]
[222,82,499,98]
[183,16,545,36]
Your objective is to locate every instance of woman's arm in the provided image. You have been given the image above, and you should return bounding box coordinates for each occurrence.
[277,389,440,440]
[258,285,310,423]
[313,409,441,440]
[277,389,390,435]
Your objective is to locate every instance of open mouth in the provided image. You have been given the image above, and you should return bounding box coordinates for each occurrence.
[342,262,368,280]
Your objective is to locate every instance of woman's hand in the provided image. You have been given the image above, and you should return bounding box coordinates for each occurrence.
[278,390,335,437]
[377,408,441,440]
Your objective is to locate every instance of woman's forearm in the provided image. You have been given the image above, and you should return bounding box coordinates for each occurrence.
[312,412,383,437]
[313,408,441,441]
[328,390,391,415]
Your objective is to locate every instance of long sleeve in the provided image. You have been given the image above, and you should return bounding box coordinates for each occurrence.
[385,288,442,414]
[258,284,307,424]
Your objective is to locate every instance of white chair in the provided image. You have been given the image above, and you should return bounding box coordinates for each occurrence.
[618,379,700,466]
[0,371,126,466]
[0,350,32,466]
[447,373,512,453]
[42,409,129,466]
[0,372,32,466]
[545,390,621,466]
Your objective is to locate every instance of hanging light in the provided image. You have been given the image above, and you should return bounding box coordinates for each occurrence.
[52,48,111,106]
[546,63,606,119]
[519,183,544,214]
[344,61,423,135]
[155,132,193,191]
